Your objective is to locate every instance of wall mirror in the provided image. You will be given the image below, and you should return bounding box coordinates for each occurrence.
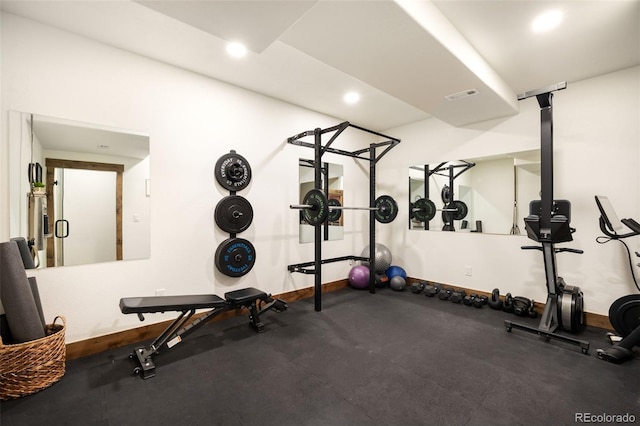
[298,159,343,243]
[8,111,150,268]
[408,150,540,235]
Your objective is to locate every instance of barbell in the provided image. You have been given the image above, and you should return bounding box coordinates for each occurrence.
[291,189,398,226]
[410,198,468,222]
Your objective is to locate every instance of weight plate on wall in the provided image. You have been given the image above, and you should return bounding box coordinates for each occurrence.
[215,151,252,192]
[413,198,436,222]
[215,237,256,277]
[214,195,254,234]
[375,195,398,223]
[327,198,342,222]
[302,189,329,226]
[441,185,451,204]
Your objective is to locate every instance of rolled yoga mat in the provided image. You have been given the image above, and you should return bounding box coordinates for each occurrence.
[0,241,46,342]
[0,314,15,343]
[28,276,47,331]
[11,237,36,269]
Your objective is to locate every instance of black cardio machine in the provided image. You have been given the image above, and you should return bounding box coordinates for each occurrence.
[594,195,640,364]
[504,82,589,353]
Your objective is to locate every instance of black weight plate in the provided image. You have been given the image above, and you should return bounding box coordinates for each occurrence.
[327,198,342,223]
[302,189,329,226]
[214,195,253,234]
[609,294,640,338]
[453,200,469,221]
[215,152,252,192]
[413,198,436,222]
[442,201,469,222]
[215,238,256,277]
[409,202,415,220]
[441,185,451,204]
[375,195,398,223]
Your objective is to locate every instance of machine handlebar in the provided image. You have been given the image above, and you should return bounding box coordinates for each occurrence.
[521,245,583,254]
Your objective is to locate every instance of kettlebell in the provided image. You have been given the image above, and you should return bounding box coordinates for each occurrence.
[512,296,531,317]
[487,288,503,310]
[503,293,514,313]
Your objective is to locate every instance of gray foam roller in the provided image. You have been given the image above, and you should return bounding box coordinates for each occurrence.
[0,241,46,342]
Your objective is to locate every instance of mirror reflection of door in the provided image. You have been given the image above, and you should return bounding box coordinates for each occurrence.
[46,158,123,267]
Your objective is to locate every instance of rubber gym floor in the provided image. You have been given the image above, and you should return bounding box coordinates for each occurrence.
[1,287,638,426]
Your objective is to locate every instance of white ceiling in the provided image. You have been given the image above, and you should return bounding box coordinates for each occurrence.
[3,0,639,131]
[31,114,149,160]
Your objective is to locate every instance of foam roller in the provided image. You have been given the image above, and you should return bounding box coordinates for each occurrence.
[0,241,45,342]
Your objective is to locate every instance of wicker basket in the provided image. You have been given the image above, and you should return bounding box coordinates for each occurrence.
[0,316,66,400]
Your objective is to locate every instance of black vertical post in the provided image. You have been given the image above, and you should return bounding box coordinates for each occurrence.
[424,165,429,230]
[314,128,322,311]
[448,165,455,203]
[536,92,558,301]
[443,165,456,231]
[537,92,554,235]
[407,177,411,230]
[323,162,329,241]
[369,144,376,294]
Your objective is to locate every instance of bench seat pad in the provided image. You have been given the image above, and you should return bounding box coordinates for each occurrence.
[225,287,267,305]
[120,294,226,314]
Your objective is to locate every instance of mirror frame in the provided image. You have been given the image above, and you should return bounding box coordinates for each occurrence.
[8,111,150,267]
[298,159,344,243]
[409,150,541,235]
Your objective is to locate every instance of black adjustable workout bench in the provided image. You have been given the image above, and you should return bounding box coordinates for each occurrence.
[119,287,287,379]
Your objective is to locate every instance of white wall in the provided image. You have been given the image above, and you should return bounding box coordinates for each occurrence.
[1,13,638,346]
[1,13,374,342]
[379,65,640,315]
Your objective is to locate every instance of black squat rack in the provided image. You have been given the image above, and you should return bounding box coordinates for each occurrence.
[286,121,400,311]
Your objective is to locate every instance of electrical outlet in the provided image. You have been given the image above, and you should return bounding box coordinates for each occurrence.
[155,289,165,296]
[464,266,472,276]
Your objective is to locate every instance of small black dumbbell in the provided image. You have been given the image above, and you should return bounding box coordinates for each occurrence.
[463,294,477,306]
[411,282,426,294]
[450,289,466,303]
[424,284,440,297]
[438,288,452,300]
[472,295,488,308]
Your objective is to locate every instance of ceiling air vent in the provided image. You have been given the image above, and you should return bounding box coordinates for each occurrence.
[445,89,479,101]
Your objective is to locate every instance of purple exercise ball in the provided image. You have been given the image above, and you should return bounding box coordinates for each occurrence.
[349,265,370,289]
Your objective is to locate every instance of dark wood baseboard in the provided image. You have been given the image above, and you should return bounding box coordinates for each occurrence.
[66,277,610,360]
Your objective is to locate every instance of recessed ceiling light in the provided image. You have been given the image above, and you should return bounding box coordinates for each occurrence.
[531,10,563,33]
[226,41,248,58]
[343,91,360,105]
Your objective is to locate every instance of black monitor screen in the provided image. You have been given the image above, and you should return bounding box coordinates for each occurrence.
[595,195,623,232]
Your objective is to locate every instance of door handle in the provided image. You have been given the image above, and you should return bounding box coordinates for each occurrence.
[55,219,69,238]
